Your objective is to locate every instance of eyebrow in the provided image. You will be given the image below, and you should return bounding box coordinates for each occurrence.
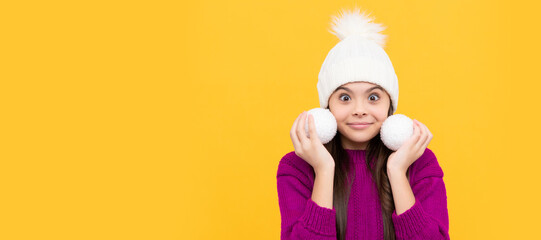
[335,85,384,94]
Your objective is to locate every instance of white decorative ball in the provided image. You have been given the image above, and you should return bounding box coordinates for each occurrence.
[303,108,337,144]
[380,114,414,151]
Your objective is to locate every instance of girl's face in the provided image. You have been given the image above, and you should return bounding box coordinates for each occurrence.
[328,81,391,150]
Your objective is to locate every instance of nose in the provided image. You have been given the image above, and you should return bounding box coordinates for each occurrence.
[353,100,368,116]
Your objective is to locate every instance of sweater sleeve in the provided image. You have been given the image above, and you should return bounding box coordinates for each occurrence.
[391,148,450,240]
[276,152,337,240]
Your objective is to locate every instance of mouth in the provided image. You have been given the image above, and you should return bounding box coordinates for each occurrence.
[347,123,372,130]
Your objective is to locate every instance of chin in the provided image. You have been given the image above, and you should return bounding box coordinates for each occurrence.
[346,135,373,143]
[342,129,377,143]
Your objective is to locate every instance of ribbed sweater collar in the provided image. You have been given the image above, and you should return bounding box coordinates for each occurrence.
[345,148,366,154]
[344,149,366,161]
[344,149,377,168]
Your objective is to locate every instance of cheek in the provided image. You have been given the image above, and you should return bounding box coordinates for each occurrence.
[328,103,347,120]
[376,110,387,120]
[331,109,349,121]
[373,105,389,120]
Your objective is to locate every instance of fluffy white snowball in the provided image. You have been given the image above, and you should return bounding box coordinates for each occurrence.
[303,108,337,144]
[380,114,414,151]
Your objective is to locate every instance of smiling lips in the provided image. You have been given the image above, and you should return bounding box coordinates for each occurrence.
[347,123,372,129]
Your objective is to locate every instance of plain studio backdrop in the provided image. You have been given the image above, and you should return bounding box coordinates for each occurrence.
[0,0,540,239]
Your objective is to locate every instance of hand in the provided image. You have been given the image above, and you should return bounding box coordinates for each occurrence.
[387,119,433,173]
[290,111,335,172]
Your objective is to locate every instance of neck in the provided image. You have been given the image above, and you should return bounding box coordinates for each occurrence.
[340,135,368,150]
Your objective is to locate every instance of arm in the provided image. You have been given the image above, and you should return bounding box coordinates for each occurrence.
[387,169,415,216]
[311,165,335,209]
[387,153,450,240]
[276,157,337,240]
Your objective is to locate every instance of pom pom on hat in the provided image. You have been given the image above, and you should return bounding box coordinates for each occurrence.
[329,7,387,47]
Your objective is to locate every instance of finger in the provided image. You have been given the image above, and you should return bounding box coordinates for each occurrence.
[420,121,431,144]
[425,122,433,140]
[415,121,430,158]
[290,112,303,148]
[414,120,427,150]
[420,122,432,149]
[308,114,320,143]
[409,119,421,147]
[296,111,308,144]
[421,133,431,150]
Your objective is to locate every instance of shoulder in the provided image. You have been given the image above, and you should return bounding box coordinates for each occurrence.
[276,150,316,184]
[409,147,444,183]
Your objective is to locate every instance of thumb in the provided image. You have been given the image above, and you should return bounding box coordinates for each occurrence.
[308,114,321,143]
[405,120,420,146]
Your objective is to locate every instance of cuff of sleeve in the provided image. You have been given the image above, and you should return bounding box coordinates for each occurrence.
[300,198,337,236]
[391,197,430,239]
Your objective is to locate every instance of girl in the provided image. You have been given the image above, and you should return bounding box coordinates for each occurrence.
[276,8,450,240]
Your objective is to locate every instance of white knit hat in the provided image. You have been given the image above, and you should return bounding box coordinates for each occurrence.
[317,7,399,114]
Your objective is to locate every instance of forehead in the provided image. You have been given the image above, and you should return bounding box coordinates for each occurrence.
[343,81,378,88]
[336,81,384,93]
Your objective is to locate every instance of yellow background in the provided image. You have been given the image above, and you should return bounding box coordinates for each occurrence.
[1,0,540,239]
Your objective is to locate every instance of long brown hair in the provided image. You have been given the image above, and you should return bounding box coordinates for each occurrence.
[324,104,409,240]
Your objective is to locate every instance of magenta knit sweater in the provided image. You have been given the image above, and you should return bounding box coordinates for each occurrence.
[276,148,450,240]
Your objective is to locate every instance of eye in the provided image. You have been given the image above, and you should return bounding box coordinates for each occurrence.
[339,94,351,101]
[369,93,380,101]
